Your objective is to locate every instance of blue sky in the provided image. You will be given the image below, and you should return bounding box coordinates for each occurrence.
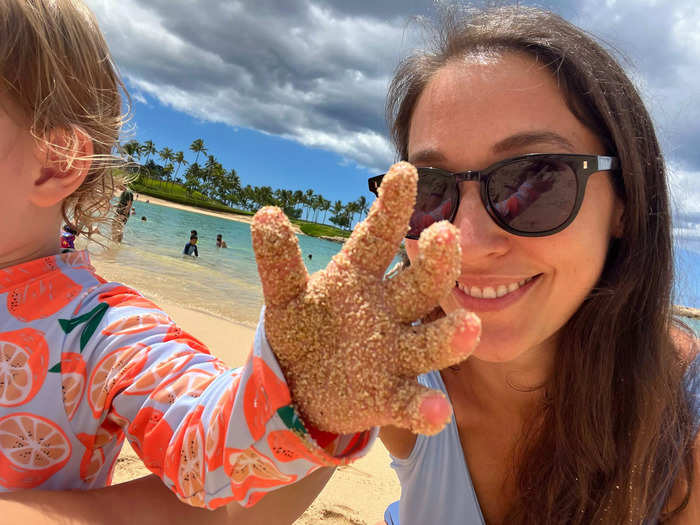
[86,0,700,251]
[123,98,369,206]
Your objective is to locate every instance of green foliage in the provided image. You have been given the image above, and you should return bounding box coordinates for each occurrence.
[295,221,350,238]
[122,136,373,236]
[129,175,253,216]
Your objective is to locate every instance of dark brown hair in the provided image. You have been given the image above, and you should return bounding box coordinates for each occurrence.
[388,5,697,523]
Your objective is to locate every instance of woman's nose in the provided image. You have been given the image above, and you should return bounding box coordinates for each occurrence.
[453,182,510,259]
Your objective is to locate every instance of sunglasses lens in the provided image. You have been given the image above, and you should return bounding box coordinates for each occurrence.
[487,158,578,233]
[408,169,458,238]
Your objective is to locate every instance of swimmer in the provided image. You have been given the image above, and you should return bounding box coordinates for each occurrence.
[183,234,198,257]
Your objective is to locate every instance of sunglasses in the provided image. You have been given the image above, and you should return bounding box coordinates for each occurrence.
[368,153,620,239]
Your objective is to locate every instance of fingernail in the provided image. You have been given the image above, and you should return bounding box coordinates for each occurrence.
[451,311,481,358]
[420,394,452,425]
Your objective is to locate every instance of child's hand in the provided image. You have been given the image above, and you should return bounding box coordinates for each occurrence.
[251,162,480,435]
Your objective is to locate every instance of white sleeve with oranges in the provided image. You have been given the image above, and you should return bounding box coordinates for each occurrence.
[67,284,375,508]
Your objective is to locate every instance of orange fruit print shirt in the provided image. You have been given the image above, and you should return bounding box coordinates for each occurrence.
[0,251,375,508]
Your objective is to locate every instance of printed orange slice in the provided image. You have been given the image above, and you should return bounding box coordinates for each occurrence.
[163,325,210,354]
[205,374,240,471]
[0,328,49,407]
[98,285,160,310]
[128,407,173,477]
[0,413,71,489]
[225,446,296,501]
[150,369,215,406]
[243,356,290,440]
[267,429,329,465]
[166,406,206,507]
[5,264,81,322]
[79,444,105,485]
[101,313,171,336]
[61,352,87,420]
[125,350,193,396]
[87,343,150,418]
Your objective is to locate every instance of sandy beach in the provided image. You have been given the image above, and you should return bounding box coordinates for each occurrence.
[133,194,303,234]
[93,258,400,525]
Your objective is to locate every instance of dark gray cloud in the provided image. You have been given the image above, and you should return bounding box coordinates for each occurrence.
[86,0,699,220]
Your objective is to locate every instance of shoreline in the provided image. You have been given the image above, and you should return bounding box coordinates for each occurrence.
[134,194,303,234]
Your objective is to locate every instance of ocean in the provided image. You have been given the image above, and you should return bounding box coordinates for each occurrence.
[89,200,700,334]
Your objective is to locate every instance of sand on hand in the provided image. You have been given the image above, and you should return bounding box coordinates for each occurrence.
[93,260,400,525]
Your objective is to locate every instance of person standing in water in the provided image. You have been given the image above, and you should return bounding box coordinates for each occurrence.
[183,234,199,257]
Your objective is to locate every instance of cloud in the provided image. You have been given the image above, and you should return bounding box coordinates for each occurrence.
[85,0,699,224]
[87,0,414,171]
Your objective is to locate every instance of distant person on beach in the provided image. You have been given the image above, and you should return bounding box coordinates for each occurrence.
[111,187,133,242]
[216,234,227,248]
[0,2,460,521]
[60,224,77,250]
[183,234,199,257]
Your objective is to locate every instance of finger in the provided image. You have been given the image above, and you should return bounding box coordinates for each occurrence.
[251,206,308,307]
[385,221,461,323]
[333,162,417,276]
[397,310,481,377]
[389,380,453,436]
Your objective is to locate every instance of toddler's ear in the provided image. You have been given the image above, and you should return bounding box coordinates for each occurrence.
[30,127,93,207]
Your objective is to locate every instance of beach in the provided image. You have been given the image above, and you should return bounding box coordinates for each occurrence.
[133,194,303,234]
[92,254,400,524]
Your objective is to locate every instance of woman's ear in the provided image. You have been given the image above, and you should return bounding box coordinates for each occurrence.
[30,127,93,208]
[611,197,625,238]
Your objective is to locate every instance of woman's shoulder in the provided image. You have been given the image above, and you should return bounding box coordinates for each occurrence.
[672,321,699,364]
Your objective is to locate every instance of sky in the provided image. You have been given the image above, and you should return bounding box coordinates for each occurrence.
[85,0,700,250]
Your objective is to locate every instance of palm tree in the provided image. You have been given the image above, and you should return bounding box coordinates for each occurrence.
[162,163,174,188]
[158,147,173,165]
[355,195,368,222]
[341,201,357,228]
[320,197,331,224]
[141,140,156,165]
[173,151,188,183]
[190,139,206,166]
[158,147,173,187]
[122,140,140,163]
[330,200,350,229]
[303,189,314,221]
[311,194,324,223]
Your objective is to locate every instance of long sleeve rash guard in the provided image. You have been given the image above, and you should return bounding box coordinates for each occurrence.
[0,251,375,508]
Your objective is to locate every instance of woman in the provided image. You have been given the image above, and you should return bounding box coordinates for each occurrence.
[373,5,699,524]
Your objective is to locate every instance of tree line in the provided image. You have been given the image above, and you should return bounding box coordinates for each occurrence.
[122,139,370,230]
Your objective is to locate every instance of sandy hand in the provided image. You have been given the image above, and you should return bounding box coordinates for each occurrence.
[251,162,480,435]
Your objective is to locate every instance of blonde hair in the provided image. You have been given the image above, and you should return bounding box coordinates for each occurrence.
[0,0,129,236]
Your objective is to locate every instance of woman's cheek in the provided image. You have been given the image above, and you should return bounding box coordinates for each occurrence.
[405,239,419,263]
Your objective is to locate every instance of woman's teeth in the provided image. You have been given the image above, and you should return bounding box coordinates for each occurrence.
[456,276,535,299]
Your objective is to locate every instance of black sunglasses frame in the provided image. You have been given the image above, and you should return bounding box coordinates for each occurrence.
[368,153,620,239]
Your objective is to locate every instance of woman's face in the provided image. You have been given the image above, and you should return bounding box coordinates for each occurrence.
[405,53,623,364]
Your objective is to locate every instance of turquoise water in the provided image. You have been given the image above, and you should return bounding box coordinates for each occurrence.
[89,200,700,331]
[91,200,349,327]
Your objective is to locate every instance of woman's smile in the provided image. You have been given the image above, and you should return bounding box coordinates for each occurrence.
[452,273,541,312]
